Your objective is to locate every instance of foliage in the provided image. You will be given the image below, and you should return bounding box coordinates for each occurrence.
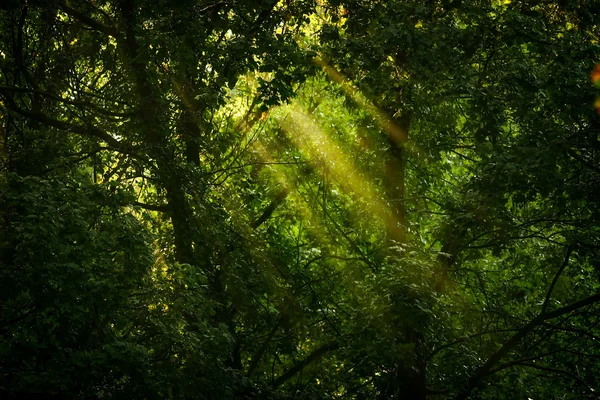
[1,0,600,399]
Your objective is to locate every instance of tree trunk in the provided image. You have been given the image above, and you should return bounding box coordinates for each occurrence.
[118,0,195,267]
[384,112,410,245]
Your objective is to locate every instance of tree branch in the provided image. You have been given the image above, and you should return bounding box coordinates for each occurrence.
[3,99,126,150]
[58,1,119,37]
[247,321,280,377]
[503,362,593,391]
[488,349,565,374]
[426,329,519,361]
[197,1,227,14]
[543,292,600,320]
[251,187,289,229]
[0,87,136,118]
[542,244,573,314]
[454,291,600,400]
[132,201,168,212]
[272,341,339,388]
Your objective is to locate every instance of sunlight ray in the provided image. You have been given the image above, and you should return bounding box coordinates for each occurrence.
[251,137,330,241]
[313,57,407,147]
[280,104,398,231]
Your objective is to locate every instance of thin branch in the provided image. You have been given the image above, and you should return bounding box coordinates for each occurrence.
[426,329,519,361]
[3,99,126,150]
[0,87,136,118]
[132,201,168,212]
[251,187,289,229]
[247,321,280,377]
[454,291,600,400]
[207,161,307,177]
[540,323,600,342]
[504,362,593,391]
[543,292,600,320]
[58,1,119,37]
[39,147,108,174]
[489,349,565,374]
[197,2,227,14]
[272,341,339,388]
[542,244,573,314]
[304,183,378,271]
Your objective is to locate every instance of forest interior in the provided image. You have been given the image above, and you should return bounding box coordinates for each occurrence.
[1,0,600,399]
